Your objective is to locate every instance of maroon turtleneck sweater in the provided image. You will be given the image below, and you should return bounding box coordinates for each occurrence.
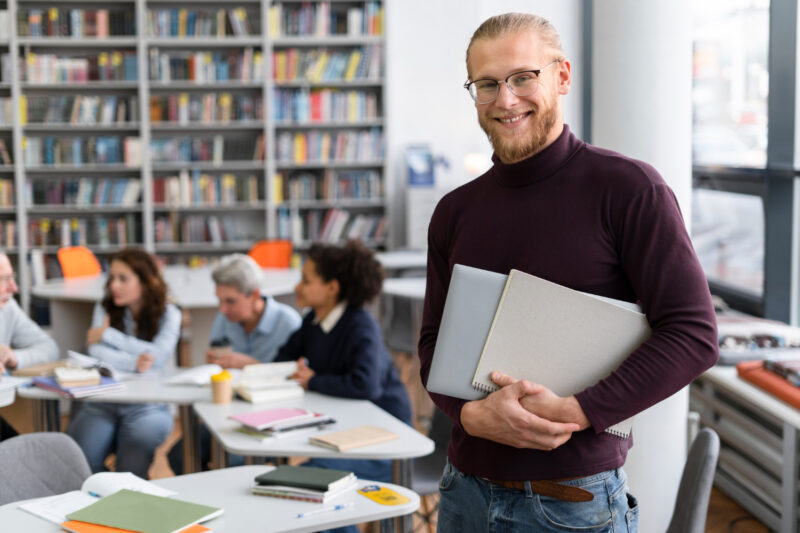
[419,125,718,480]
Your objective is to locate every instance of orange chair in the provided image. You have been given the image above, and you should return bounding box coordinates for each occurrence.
[57,246,101,278]
[248,240,292,268]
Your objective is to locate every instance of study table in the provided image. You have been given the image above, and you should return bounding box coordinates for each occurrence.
[31,266,301,366]
[0,465,420,533]
[690,365,800,532]
[17,370,213,474]
[194,392,434,485]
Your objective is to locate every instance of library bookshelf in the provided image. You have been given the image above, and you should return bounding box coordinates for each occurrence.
[0,0,388,312]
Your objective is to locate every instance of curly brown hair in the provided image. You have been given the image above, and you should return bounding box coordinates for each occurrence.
[102,248,168,341]
[307,239,384,307]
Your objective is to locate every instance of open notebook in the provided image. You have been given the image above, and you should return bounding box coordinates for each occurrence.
[428,264,650,438]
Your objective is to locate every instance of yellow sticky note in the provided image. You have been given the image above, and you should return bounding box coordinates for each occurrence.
[358,485,410,506]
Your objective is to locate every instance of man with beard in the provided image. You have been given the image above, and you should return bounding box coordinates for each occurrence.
[418,13,718,532]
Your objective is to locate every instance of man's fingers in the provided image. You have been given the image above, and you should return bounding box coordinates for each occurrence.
[491,371,517,387]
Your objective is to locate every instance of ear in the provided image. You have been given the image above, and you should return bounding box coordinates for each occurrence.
[557,59,572,95]
[326,279,341,301]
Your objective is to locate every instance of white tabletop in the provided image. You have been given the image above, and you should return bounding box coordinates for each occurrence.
[382,277,426,301]
[0,376,32,408]
[194,392,434,460]
[700,365,800,429]
[0,465,419,533]
[31,266,301,309]
[375,250,427,271]
[17,370,214,405]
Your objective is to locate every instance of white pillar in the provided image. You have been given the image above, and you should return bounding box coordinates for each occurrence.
[592,2,693,532]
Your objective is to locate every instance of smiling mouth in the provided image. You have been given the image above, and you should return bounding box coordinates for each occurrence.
[496,111,532,124]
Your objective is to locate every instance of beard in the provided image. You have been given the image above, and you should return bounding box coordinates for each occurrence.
[479,100,559,164]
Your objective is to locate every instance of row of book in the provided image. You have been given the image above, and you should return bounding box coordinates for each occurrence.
[23,52,138,83]
[273,170,382,203]
[27,178,141,207]
[22,95,139,125]
[149,92,262,124]
[272,45,381,83]
[18,8,135,38]
[0,178,13,207]
[277,207,386,244]
[275,129,383,163]
[150,134,261,163]
[0,220,15,248]
[24,136,141,167]
[149,48,264,83]
[147,7,257,38]
[272,88,379,123]
[154,213,248,245]
[267,1,382,37]
[28,214,140,247]
[153,171,263,206]
[0,139,10,164]
[0,98,11,126]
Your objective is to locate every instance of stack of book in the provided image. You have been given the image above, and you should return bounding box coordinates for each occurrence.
[251,465,356,503]
[737,358,800,409]
[33,375,124,398]
[235,362,303,403]
[230,407,334,441]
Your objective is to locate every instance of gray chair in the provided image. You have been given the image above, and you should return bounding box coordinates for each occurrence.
[410,407,452,533]
[0,432,91,505]
[666,427,720,533]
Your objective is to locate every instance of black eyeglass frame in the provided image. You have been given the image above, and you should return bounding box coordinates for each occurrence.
[463,59,562,103]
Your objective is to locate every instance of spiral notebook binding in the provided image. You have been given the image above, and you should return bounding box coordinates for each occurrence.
[604,427,630,439]
[471,381,498,395]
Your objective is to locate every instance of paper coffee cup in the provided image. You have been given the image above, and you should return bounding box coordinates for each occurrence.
[211,370,233,404]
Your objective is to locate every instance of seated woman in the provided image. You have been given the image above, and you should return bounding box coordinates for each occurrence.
[67,248,181,478]
[275,240,412,490]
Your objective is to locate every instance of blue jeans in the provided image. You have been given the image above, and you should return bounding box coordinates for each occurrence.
[68,402,173,479]
[438,461,639,532]
[302,456,393,533]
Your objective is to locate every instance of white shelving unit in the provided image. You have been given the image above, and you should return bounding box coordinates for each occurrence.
[0,0,387,312]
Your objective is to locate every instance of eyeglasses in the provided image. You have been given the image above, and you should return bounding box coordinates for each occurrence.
[0,274,16,285]
[464,59,562,104]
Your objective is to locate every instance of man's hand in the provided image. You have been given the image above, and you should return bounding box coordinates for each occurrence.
[206,350,259,369]
[460,376,581,450]
[86,316,110,346]
[491,371,591,430]
[137,353,154,373]
[0,344,18,374]
[290,358,315,389]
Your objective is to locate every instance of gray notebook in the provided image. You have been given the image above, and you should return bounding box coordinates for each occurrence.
[427,264,507,400]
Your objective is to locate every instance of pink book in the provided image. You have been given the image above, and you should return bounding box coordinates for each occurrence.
[228,408,312,431]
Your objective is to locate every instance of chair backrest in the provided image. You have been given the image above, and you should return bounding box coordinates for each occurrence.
[665,427,721,533]
[57,246,102,278]
[248,240,292,268]
[0,432,91,505]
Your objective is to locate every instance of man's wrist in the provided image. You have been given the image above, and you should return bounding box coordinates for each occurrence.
[564,396,590,430]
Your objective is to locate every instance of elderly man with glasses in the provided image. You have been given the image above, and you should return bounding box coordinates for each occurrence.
[418,13,718,532]
[0,250,59,439]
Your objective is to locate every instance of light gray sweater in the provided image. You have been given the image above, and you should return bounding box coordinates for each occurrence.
[0,299,59,368]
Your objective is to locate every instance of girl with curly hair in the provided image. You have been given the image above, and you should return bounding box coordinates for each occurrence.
[68,248,181,478]
[275,239,411,505]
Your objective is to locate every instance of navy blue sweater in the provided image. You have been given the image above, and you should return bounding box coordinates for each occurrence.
[276,306,412,424]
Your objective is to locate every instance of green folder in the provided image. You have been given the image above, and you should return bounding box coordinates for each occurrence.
[66,489,223,533]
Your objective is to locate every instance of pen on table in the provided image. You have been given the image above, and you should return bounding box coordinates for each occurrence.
[297,501,354,518]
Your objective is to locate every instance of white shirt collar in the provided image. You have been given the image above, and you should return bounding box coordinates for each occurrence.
[315,301,347,334]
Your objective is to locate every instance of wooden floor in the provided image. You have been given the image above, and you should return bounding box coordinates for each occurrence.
[0,350,775,532]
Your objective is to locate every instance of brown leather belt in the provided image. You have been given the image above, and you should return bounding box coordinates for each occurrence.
[485,478,594,502]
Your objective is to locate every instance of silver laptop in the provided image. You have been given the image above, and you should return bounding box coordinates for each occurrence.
[426,264,507,400]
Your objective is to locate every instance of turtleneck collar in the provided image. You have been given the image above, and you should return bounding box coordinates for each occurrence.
[489,124,584,188]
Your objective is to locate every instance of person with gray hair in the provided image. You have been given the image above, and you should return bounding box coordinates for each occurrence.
[205,253,301,368]
[0,250,59,439]
[169,253,302,473]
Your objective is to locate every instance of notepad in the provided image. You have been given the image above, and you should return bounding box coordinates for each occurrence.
[254,464,356,492]
[471,269,652,438]
[66,489,222,533]
[309,425,398,451]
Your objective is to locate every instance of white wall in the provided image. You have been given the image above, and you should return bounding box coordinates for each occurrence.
[385,0,583,247]
[592,2,694,532]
